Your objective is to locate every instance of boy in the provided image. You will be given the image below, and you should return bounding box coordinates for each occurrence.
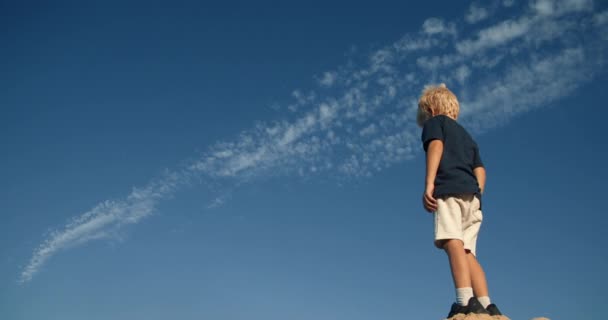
[417,84,503,318]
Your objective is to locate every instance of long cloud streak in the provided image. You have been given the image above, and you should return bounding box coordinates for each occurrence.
[20,0,608,283]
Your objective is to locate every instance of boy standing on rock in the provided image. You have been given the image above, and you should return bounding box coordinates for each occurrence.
[417,84,504,318]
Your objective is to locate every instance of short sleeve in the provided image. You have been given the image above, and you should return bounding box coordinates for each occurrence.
[473,144,484,168]
[421,116,444,151]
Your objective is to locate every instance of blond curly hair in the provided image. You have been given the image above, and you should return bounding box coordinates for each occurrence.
[416,83,460,127]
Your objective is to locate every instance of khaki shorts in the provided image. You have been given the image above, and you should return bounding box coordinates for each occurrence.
[434,194,483,256]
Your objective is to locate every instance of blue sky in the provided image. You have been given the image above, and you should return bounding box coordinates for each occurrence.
[2,0,608,319]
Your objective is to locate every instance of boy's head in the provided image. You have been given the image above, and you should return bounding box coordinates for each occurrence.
[416,83,460,127]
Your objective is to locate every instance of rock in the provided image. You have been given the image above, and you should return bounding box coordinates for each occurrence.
[446,314,510,320]
[446,314,548,320]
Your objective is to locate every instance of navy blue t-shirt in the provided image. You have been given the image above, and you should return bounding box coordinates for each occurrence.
[421,115,483,197]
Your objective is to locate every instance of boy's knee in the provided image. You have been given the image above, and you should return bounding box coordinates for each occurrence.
[441,239,464,250]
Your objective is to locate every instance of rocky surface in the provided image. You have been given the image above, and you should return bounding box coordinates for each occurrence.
[446,315,549,320]
[446,314,509,320]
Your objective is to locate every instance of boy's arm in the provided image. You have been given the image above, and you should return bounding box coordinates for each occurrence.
[424,139,443,212]
[473,166,486,195]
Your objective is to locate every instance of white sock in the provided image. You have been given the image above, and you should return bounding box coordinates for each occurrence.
[456,287,474,306]
[477,296,491,308]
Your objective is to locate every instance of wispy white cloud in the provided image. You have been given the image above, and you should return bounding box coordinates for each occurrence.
[594,9,608,25]
[454,65,472,84]
[394,36,437,52]
[461,47,592,131]
[21,0,607,283]
[456,17,532,55]
[318,71,338,87]
[20,171,183,283]
[456,0,595,56]
[530,0,593,16]
[417,54,461,70]
[422,18,456,36]
[532,0,557,15]
[359,124,377,137]
[466,3,490,23]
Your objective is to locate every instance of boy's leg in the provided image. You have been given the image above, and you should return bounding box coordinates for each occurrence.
[466,252,489,297]
[443,239,471,290]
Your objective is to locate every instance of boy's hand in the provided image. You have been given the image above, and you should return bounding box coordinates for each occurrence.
[473,166,486,195]
[423,184,437,213]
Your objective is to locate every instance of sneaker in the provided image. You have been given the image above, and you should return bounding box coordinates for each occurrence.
[447,303,467,318]
[447,297,490,318]
[486,303,503,316]
[467,297,490,315]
